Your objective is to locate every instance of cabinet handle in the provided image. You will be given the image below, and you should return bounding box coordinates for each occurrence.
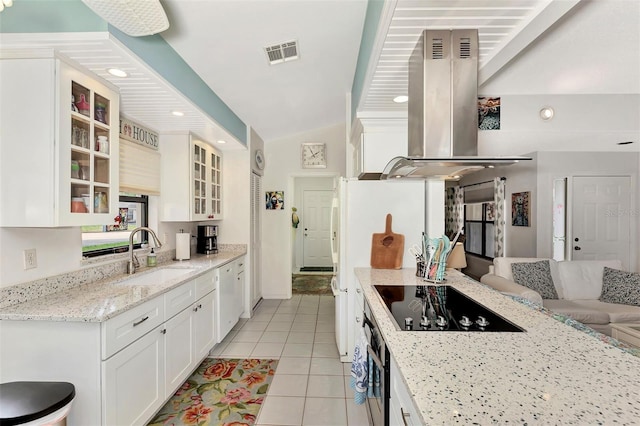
[160,328,167,335]
[356,288,361,293]
[356,316,361,323]
[239,263,244,267]
[401,407,410,426]
[133,316,149,327]
[193,306,199,312]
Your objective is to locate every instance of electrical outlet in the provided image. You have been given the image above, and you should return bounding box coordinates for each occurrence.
[24,248,37,270]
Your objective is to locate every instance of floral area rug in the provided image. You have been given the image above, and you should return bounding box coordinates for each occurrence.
[148,358,278,426]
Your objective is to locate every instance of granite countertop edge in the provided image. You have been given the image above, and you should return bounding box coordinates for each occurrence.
[0,250,246,323]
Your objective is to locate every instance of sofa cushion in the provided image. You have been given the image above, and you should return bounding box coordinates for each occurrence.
[557,260,622,300]
[599,267,640,306]
[570,299,640,323]
[511,261,558,299]
[543,299,611,325]
[493,257,564,298]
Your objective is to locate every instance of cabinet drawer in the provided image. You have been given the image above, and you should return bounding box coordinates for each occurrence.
[165,280,196,320]
[102,297,164,360]
[195,270,216,300]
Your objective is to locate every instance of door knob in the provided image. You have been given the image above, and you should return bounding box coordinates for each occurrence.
[574,246,581,251]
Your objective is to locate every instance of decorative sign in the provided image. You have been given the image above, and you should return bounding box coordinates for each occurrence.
[119,116,159,150]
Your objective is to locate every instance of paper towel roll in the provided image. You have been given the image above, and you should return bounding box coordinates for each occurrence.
[176,233,191,260]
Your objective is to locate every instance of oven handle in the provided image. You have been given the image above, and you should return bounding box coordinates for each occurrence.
[367,345,384,371]
[362,314,375,331]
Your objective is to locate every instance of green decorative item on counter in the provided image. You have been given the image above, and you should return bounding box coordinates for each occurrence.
[147,248,157,267]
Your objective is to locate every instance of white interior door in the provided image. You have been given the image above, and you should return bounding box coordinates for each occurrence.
[571,176,631,269]
[302,190,332,267]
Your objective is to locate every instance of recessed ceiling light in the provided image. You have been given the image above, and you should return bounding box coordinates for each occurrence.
[393,95,408,103]
[217,140,226,144]
[171,111,184,117]
[107,68,128,78]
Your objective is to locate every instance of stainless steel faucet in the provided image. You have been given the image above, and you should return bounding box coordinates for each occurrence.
[127,226,163,274]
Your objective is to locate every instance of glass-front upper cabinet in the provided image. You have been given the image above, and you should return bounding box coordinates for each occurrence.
[191,139,222,221]
[210,149,222,218]
[0,52,119,227]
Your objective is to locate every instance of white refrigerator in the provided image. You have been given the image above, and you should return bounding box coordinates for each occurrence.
[331,178,426,362]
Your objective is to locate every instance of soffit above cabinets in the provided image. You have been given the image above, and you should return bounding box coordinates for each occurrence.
[358,0,581,114]
[0,32,244,150]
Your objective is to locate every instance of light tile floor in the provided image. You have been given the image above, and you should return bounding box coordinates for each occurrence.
[209,295,369,426]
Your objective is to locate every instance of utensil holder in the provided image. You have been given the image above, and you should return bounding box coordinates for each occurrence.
[423,261,445,283]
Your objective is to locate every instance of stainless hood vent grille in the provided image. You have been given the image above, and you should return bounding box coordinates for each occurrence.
[380,29,530,180]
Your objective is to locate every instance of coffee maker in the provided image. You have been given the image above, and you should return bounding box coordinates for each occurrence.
[197,225,218,254]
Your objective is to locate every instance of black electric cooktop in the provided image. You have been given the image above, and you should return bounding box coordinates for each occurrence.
[374,285,525,332]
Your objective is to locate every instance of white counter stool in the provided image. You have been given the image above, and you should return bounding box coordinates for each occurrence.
[0,382,75,426]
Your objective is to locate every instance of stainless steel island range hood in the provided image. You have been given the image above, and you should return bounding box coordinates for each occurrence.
[380,29,530,180]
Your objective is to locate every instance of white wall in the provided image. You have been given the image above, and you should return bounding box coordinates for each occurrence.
[262,123,346,299]
[217,149,250,245]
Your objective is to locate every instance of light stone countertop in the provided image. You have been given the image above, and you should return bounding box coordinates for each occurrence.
[356,267,640,425]
[0,250,246,323]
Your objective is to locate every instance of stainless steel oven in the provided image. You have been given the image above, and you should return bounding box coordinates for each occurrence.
[362,299,390,426]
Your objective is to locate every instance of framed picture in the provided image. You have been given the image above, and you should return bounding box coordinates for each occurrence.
[266,191,284,210]
[511,192,530,227]
[478,96,501,130]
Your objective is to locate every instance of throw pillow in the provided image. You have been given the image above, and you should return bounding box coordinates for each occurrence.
[511,260,559,299]
[600,267,640,306]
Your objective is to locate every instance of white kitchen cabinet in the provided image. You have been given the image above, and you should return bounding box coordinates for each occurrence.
[160,132,222,221]
[216,261,238,342]
[0,52,119,227]
[0,271,220,426]
[164,308,194,396]
[194,291,216,360]
[350,118,407,179]
[235,256,246,319]
[389,355,419,426]
[103,326,166,426]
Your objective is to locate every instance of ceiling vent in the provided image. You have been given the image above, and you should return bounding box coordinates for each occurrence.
[264,40,299,65]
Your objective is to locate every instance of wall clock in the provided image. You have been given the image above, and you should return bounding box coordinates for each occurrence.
[255,149,265,170]
[301,142,327,168]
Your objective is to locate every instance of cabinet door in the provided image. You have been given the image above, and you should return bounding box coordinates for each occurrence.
[236,269,245,319]
[217,263,237,342]
[191,141,209,221]
[208,148,222,219]
[194,291,216,360]
[165,308,195,396]
[102,327,165,426]
[389,356,418,426]
[59,59,120,226]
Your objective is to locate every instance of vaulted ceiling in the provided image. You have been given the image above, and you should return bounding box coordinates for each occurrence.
[2,0,637,146]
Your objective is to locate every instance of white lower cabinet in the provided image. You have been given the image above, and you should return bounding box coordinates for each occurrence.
[165,308,195,395]
[103,326,166,426]
[389,355,419,426]
[217,262,238,342]
[235,257,246,319]
[0,271,220,426]
[194,291,216,360]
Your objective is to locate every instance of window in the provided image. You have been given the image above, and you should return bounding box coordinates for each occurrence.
[464,202,495,259]
[81,194,149,257]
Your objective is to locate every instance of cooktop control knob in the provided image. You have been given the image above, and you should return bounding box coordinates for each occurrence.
[476,316,490,328]
[459,316,473,327]
[436,315,447,328]
[404,317,413,330]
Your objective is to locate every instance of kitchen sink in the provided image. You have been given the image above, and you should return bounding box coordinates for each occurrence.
[116,267,198,286]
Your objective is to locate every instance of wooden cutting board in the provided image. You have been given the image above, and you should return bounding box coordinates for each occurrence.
[370,214,405,269]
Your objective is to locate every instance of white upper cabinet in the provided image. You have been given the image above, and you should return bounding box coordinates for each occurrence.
[0,52,119,227]
[160,133,222,221]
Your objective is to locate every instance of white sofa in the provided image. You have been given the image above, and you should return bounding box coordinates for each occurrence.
[480,257,640,336]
